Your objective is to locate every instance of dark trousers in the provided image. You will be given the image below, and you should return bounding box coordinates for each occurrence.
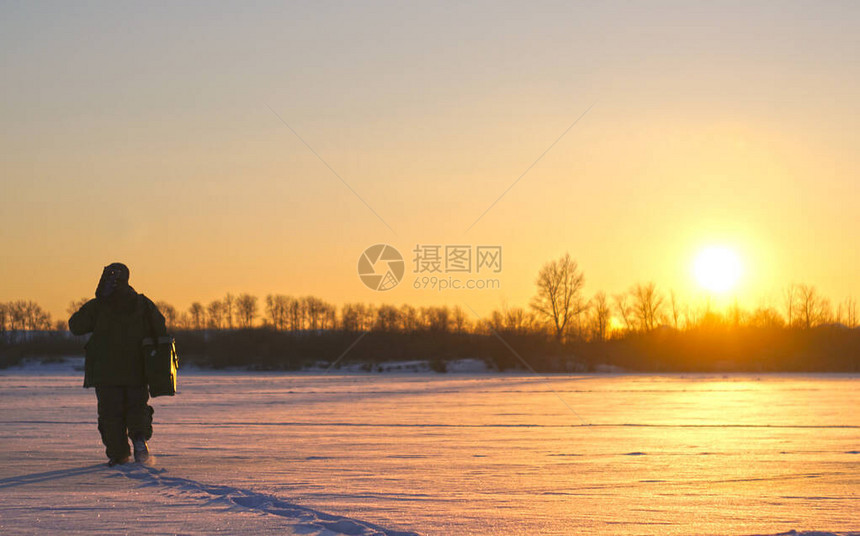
[95,386,153,460]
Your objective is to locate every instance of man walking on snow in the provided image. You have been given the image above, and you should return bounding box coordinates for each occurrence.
[69,263,168,466]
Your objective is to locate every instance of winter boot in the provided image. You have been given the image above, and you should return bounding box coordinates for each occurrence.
[108,455,130,467]
[132,434,150,463]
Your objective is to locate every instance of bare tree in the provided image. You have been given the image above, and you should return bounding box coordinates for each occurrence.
[33,303,52,330]
[684,298,717,329]
[340,303,360,332]
[530,253,587,342]
[563,307,590,341]
[156,301,178,330]
[727,299,744,328]
[189,302,205,330]
[748,306,785,328]
[6,301,52,331]
[484,309,505,333]
[374,304,401,332]
[426,306,451,332]
[235,293,258,328]
[34,307,55,330]
[398,304,419,332]
[501,306,529,335]
[8,301,25,331]
[341,303,374,332]
[668,290,681,329]
[302,296,319,330]
[451,306,471,334]
[207,299,225,329]
[0,303,7,336]
[175,311,191,330]
[321,303,337,330]
[223,293,235,329]
[630,282,664,332]
[302,296,331,331]
[589,292,611,341]
[783,284,798,328]
[287,297,305,331]
[265,295,292,330]
[265,295,279,329]
[416,307,433,331]
[360,304,376,331]
[415,306,445,332]
[67,298,90,318]
[614,293,633,332]
[844,297,858,328]
[833,297,858,328]
[796,284,830,329]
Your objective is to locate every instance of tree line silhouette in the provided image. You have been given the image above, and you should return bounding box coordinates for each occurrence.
[1,253,858,372]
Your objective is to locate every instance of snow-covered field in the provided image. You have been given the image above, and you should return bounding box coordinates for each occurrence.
[1,361,858,535]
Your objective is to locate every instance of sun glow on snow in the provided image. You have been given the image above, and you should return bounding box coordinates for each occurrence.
[693,246,743,294]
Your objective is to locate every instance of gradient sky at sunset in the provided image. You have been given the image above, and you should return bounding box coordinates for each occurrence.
[2,1,857,321]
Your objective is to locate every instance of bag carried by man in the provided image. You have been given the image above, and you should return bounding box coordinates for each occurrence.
[142,298,179,397]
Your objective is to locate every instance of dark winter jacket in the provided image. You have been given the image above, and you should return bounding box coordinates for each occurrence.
[68,288,167,388]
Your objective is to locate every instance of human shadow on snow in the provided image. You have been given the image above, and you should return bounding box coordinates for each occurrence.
[0,463,106,489]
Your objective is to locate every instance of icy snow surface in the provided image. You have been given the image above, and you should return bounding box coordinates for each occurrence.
[1,362,858,535]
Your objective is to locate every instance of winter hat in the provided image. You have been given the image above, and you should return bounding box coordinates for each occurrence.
[105,262,130,284]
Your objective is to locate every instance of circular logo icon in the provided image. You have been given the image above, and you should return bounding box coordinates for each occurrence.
[358,244,405,291]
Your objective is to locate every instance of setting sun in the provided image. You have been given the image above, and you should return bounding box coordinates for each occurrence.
[1,4,858,536]
[693,246,743,294]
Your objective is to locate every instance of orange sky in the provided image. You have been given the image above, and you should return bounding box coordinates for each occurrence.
[1,2,857,322]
